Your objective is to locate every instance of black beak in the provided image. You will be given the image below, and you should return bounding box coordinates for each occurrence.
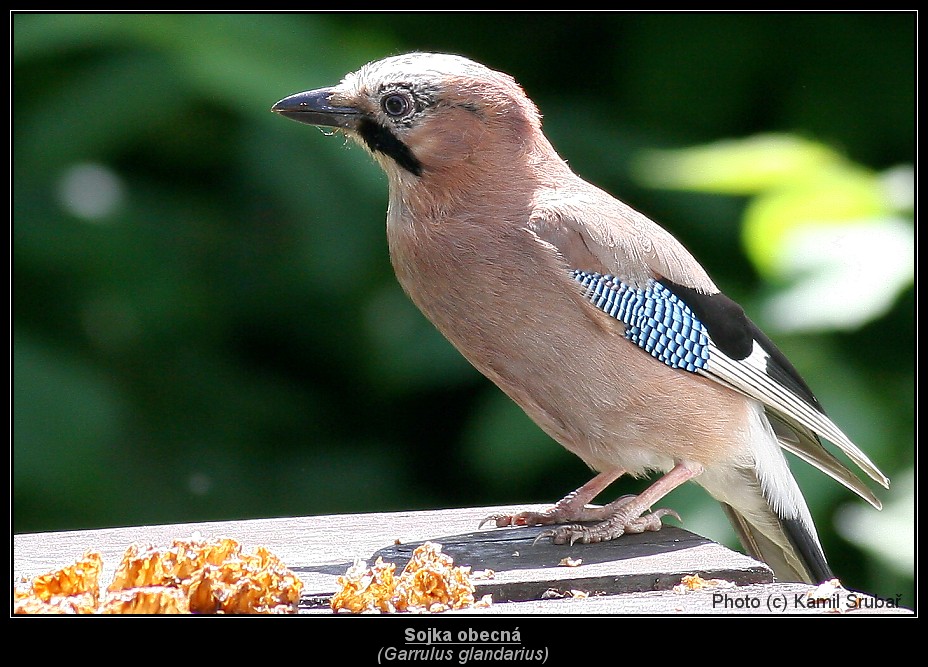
[271,87,359,129]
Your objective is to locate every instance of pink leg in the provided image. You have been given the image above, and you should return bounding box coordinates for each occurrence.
[539,461,702,545]
[479,468,626,529]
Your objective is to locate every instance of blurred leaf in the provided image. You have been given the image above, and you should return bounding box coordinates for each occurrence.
[836,469,914,577]
[633,134,845,194]
[635,133,914,332]
[760,218,914,332]
[742,165,889,279]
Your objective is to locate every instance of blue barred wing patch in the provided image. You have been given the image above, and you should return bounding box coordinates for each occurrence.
[571,270,710,372]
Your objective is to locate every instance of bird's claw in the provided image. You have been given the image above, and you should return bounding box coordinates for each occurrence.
[532,507,681,546]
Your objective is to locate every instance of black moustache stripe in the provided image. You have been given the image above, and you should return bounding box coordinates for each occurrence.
[357,118,423,177]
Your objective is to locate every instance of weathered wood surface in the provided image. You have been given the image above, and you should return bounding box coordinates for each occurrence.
[12,504,909,614]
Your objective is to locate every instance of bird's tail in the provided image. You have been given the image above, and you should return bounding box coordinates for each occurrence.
[698,442,834,585]
[720,502,833,583]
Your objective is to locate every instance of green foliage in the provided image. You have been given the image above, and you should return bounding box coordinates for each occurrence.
[12,13,914,604]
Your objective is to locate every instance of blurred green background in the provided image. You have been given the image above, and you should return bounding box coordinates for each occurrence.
[12,13,914,604]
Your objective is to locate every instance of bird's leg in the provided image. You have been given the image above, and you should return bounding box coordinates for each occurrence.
[479,468,626,529]
[537,461,702,545]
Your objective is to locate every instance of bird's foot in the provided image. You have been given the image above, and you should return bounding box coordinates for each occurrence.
[479,494,635,529]
[533,496,681,545]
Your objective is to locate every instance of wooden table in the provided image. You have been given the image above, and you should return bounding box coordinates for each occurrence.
[13,504,909,615]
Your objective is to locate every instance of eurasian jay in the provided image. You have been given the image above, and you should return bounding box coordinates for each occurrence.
[272,52,889,583]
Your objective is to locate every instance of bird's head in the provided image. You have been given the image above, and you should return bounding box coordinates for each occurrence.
[272,52,554,191]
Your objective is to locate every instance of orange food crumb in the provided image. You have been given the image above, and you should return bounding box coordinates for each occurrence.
[14,536,302,615]
[331,542,492,614]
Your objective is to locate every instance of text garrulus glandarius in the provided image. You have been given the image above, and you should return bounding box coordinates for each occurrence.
[272,52,889,583]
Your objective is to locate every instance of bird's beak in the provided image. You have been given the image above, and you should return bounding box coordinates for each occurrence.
[271,87,360,130]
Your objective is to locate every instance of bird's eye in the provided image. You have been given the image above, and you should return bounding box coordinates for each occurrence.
[382,92,412,117]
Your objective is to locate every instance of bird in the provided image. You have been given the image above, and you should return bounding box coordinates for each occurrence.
[272,52,890,583]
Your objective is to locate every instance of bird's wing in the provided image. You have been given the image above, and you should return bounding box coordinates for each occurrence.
[528,197,889,504]
[530,190,719,293]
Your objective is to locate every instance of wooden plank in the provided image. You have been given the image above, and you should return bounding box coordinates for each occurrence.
[363,525,771,607]
[443,582,913,615]
[17,505,908,614]
[14,504,775,614]
[14,505,509,588]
